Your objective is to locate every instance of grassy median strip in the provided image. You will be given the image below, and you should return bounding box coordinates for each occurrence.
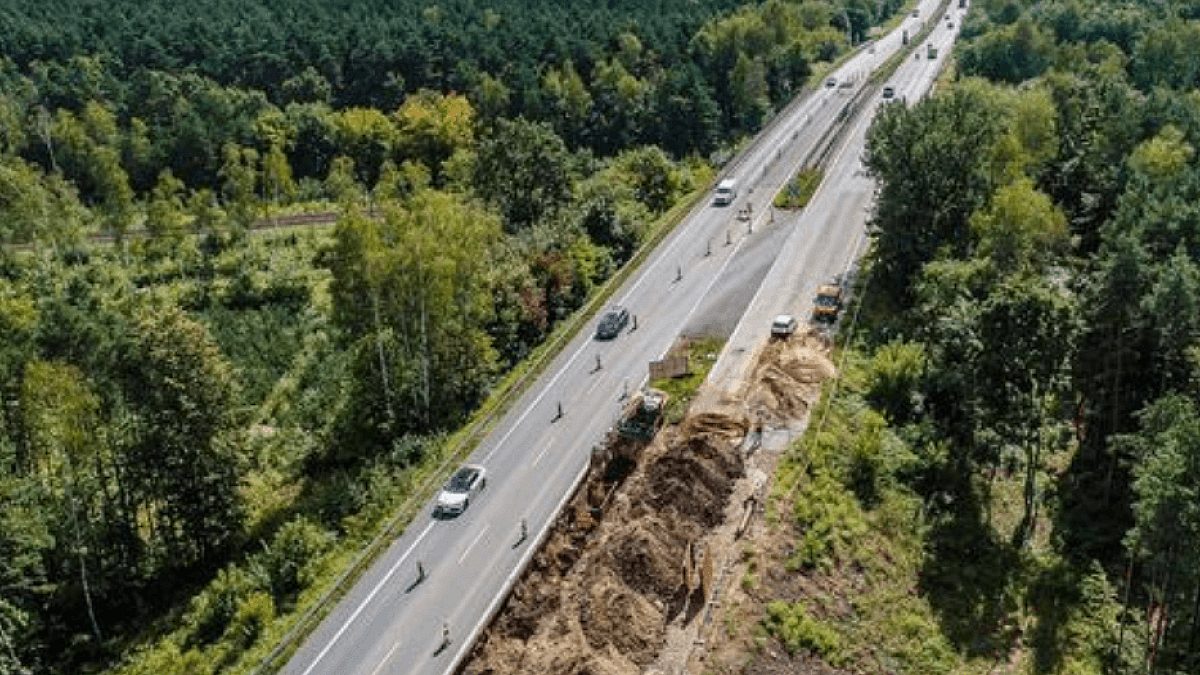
[773,167,825,210]
[651,337,725,424]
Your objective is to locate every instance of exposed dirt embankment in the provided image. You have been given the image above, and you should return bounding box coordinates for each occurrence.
[744,334,837,426]
[463,332,835,674]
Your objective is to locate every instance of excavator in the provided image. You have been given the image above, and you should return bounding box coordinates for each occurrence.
[617,388,668,442]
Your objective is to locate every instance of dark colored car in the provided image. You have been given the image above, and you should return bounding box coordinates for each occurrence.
[595,306,630,340]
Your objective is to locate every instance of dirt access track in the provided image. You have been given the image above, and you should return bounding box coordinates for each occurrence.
[463,331,836,674]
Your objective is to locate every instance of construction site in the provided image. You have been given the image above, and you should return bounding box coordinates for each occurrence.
[462,330,837,674]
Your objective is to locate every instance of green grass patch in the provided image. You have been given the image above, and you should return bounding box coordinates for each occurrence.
[763,601,845,664]
[649,337,724,424]
[773,167,824,210]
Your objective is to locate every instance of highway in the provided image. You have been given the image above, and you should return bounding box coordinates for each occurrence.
[280,3,960,674]
[707,3,966,401]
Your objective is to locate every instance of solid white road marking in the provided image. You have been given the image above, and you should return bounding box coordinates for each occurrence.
[671,229,750,361]
[458,524,489,565]
[443,458,588,674]
[439,11,956,675]
[300,521,436,675]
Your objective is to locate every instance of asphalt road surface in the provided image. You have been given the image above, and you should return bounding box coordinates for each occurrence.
[708,4,966,400]
[282,3,961,674]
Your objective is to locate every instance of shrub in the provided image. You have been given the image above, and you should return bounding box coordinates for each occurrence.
[773,168,824,209]
[866,341,926,424]
[763,601,844,663]
[186,566,266,646]
[790,471,868,570]
[225,591,275,650]
[259,517,335,608]
[116,642,210,675]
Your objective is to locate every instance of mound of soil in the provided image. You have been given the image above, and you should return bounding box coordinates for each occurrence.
[645,437,744,529]
[580,569,665,662]
[746,334,836,425]
[466,409,747,675]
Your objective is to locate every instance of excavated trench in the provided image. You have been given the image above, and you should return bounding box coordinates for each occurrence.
[463,332,834,675]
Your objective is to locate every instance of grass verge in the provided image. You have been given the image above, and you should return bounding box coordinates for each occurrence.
[649,337,725,424]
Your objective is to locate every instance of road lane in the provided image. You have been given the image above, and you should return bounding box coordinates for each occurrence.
[707,1,965,400]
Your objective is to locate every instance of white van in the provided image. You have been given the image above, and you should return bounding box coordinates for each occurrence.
[714,178,737,205]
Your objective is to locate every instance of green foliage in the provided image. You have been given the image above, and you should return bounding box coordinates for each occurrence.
[773,167,823,209]
[473,118,576,231]
[648,338,724,425]
[256,517,334,608]
[226,592,274,650]
[124,306,243,568]
[1128,124,1194,181]
[1130,20,1200,92]
[609,146,682,215]
[1027,558,1125,674]
[327,190,502,455]
[691,0,898,134]
[763,601,844,663]
[187,566,264,647]
[0,0,977,671]
[115,641,210,675]
[865,340,925,424]
[970,177,1068,273]
[959,17,1056,84]
[1119,394,1200,671]
[759,3,1200,673]
[789,470,869,570]
[864,83,1005,299]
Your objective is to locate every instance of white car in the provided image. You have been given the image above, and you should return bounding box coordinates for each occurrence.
[435,464,487,517]
[771,314,798,337]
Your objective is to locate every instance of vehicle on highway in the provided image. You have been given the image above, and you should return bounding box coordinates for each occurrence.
[770,314,798,338]
[882,85,895,99]
[435,464,487,517]
[825,76,837,88]
[927,43,939,59]
[812,284,844,323]
[595,305,630,340]
[947,20,954,28]
[911,9,919,17]
[713,178,738,206]
[838,79,854,90]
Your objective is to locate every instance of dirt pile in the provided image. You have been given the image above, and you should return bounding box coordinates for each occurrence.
[744,333,836,425]
[464,409,748,675]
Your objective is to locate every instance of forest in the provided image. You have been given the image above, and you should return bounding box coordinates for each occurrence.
[0,0,908,673]
[744,0,1200,672]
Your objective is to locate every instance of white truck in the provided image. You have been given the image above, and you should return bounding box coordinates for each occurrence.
[713,178,738,206]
